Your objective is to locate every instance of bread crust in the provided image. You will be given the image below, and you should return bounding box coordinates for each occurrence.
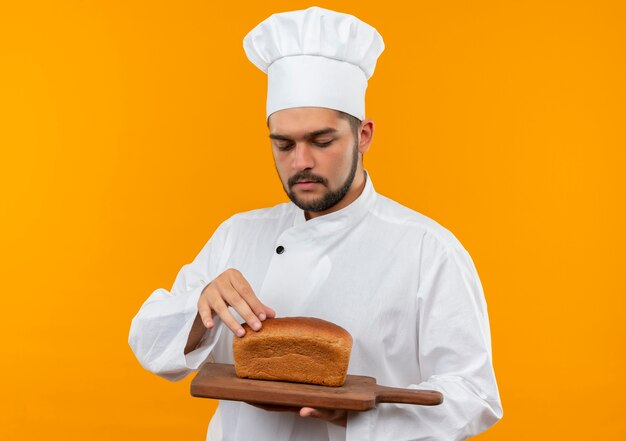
[233,317,352,387]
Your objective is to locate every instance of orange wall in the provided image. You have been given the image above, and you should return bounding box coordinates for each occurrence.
[1,1,624,439]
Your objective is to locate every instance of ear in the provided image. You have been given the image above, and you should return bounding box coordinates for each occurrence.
[358,119,374,154]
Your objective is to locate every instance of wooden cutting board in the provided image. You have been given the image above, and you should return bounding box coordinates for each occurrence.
[190,363,443,411]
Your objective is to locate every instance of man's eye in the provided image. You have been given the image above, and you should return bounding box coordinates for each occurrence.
[313,140,333,147]
[276,143,294,151]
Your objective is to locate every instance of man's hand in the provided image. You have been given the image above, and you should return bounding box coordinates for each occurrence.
[248,403,347,427]
[300,407,347,427]
[198,268,275,336]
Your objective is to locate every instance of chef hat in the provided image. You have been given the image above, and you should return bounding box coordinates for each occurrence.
[243,6,385,120]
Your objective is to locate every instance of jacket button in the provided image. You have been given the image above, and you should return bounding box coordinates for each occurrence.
[276,245,285,254]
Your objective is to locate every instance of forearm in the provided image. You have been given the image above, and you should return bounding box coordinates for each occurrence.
[129,284,222,381]
[339,235,502,440]
[184,312,208,355]
[342,376,501,441]
[129,221,235,379]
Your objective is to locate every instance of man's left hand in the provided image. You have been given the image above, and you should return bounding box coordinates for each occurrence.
[299,407,347,427]
[248,403,347,427]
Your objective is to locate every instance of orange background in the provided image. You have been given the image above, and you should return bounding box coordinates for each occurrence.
[1,1,624,439]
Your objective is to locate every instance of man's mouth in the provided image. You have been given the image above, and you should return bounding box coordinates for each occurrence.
[288,173,327,189]
[293,180,321,189]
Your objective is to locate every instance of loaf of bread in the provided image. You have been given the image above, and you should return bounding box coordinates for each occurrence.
[232,317,352,387]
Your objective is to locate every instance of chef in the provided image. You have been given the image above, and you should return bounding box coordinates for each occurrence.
[129,6,502,440]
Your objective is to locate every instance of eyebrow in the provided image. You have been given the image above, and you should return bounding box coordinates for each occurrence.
[269,127,338,141]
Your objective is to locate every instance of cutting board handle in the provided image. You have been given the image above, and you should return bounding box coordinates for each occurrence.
[375,385,444,406]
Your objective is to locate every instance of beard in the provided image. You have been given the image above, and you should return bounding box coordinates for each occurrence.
[282,142,359,213]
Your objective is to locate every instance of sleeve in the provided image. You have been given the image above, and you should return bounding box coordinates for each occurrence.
[342,235,503,441]
[127,221,231,382]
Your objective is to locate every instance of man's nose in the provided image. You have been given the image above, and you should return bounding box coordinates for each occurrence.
[291,143,315,170]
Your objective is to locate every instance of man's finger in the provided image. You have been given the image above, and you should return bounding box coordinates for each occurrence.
[197,292,214,328]
[210,297,246,337]
[300,407,347,427]
[221,281,262,332]
[262,305,277,319]
[299,407,319,418]
[230,272,271,322]
[202,312,214,329]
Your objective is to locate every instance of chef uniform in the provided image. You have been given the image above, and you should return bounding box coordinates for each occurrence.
[129,7,502,441]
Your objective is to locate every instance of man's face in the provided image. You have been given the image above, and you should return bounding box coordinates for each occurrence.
[268,107,361,216]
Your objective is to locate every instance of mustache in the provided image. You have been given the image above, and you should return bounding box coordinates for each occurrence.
[287,171,328,188]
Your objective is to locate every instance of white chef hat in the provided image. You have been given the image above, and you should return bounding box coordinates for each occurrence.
[243,6,385,120]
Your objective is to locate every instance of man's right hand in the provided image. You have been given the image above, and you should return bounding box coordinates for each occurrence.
[198,268,276,337]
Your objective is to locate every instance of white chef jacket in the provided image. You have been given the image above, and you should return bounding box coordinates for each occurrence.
[129,175,502,440]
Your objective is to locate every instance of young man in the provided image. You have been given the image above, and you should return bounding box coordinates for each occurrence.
[129,7,502,440]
